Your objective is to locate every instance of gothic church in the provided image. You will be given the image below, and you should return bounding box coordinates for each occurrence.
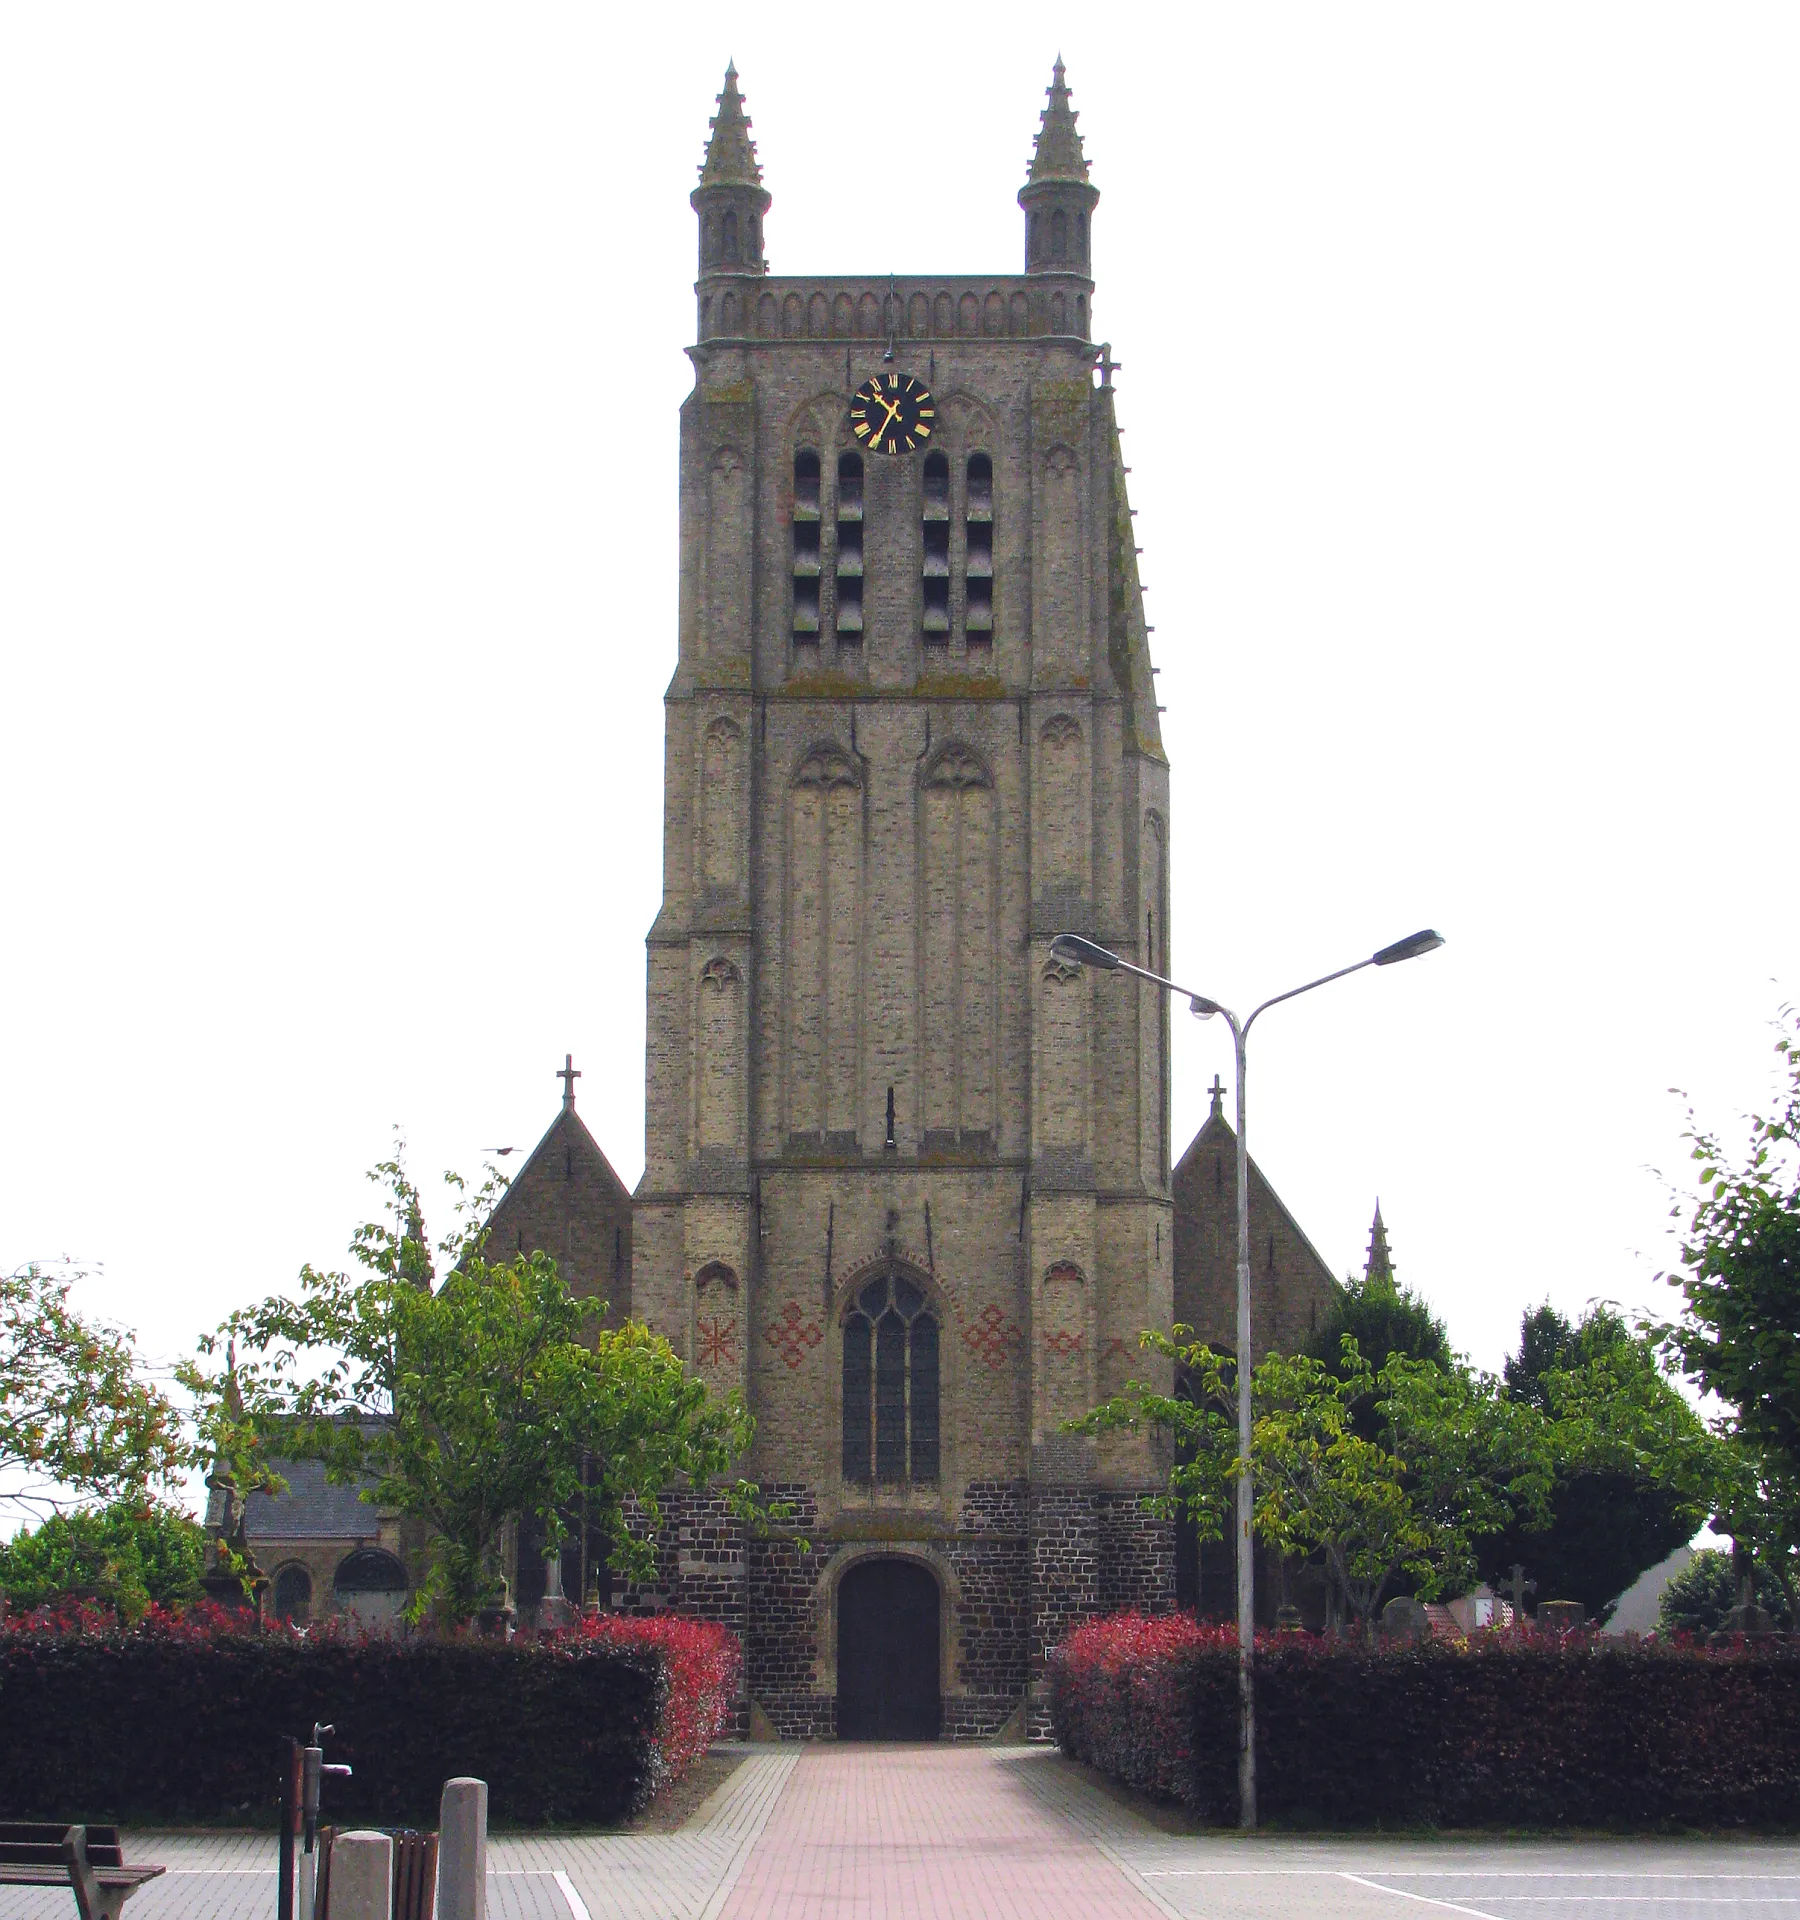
[496,62,1340,1738]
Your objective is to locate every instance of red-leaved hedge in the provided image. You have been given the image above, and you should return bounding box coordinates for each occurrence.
[0,1603,740,1827]
[1049,1611,1800,1829]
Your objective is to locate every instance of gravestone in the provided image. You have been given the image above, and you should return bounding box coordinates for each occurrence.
[1380,1596,1430,1645]
[1537,1599,1586,1635]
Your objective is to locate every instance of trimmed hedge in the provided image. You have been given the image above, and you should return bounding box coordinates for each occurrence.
[1049,1611,1800,1829]
[0,1604,740,1827]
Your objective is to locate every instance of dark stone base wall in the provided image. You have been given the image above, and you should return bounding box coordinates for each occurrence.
[615,1478,1173,1742]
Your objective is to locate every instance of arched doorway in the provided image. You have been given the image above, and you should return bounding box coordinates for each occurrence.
[836,1558,940,1740]
[333,1548,409,1632]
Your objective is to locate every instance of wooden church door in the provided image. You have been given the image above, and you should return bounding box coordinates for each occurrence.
[836,1558,941,1740]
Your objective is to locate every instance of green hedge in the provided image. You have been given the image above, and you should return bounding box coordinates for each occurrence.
[1050,1612,1800,1829]
[0,1614,668,1827]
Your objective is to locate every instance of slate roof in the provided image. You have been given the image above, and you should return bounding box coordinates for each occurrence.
[244,1458,385,1540]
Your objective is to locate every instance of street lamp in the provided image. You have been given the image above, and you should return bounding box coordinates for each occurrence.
[1048,925,1444,1828]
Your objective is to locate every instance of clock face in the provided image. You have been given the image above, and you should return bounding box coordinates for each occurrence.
[850,372,935,455]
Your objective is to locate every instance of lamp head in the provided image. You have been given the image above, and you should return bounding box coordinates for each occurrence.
[1188,996,1222,1020]
[1049,933,1120,971]
[1372,929,1446,967]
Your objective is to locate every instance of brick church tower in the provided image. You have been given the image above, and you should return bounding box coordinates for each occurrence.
[629,60,1175,1738]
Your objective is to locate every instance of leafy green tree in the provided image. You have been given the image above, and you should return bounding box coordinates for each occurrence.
[1305,1265,1451,1379]
[0,1499,206,1618]
[1658,1546,1793,1636]
[2,1263,189,1520]
[189,1147,773,1623]
[1073,1332,1550,1632]
[1656,1010,1800,1617]
[1485,1304,1723,1621]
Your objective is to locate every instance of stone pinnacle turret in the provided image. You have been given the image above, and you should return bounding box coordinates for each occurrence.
[1018,56,1098,278]
[692,61,770,276]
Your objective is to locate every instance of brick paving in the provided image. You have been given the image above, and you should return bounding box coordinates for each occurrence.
[4,1747,1797,1920]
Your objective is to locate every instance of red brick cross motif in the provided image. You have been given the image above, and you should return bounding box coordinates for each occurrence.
[766,1300,823,1369]
[698,1316,737,1367]
[961,1303,1023,1370]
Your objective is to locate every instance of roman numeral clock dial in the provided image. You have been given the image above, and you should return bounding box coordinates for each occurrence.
[850,372,935,454]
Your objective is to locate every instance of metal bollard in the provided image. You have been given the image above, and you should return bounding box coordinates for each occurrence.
[328,1832,393,1920]
[436,1779,488,1920]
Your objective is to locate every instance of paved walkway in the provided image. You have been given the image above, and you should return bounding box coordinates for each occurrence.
[4,1747,1797,1920]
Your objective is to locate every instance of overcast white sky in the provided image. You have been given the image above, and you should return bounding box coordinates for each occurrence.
[4,6,1796,1470]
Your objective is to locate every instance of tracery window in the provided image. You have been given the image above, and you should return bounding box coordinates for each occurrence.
[842,1270,939,1487]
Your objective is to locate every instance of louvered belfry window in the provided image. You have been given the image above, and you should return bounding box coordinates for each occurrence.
[841,1270,939,1487]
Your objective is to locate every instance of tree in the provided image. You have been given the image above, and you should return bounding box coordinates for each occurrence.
[1073,1332,1551,1632]
[1,1263,189,1520]
[189,1147,773,1622]
[1485,1304,1723,1621]
[1658,1546,1793,1637]
[0,1499,206,1620]
[1656,1009,1800,1617]
[1305,1265,1451,1379]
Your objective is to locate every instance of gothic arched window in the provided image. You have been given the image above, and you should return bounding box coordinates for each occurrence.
[1052,208,1069,262]
[723,209,740,262]
[842,1270,939,1487]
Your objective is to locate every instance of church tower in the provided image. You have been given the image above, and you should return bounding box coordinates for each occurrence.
[632,61,1174,1739]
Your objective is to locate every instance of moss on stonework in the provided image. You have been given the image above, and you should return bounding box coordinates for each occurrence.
[912,670,1008,700]
[781,670,864,699]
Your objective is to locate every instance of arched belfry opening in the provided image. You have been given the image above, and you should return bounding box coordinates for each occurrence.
[836,1557,941,1739]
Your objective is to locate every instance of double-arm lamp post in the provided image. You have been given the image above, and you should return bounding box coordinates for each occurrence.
[1047,926,1445,1829]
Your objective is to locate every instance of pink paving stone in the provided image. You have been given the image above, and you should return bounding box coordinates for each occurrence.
[716,1745,1162,1920]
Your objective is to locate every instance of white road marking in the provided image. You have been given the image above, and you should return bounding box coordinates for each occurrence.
[1340,1870,1512,1920]
[552,1869,590,1920]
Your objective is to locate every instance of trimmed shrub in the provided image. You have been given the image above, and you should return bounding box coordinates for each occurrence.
[0,1604,740,1827]
[1049,1611,1800,1829]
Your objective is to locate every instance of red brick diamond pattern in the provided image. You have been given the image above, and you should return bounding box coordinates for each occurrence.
[961,1303,1023,1370]
[1043,1327,1084,1356]
[766,1299,823,1369]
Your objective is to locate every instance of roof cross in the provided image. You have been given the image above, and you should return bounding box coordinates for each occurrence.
[558,1054,581,1110]
[1209,1073,1226,1118]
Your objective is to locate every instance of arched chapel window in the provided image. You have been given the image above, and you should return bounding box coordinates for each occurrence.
[723,209,740,262]
[273,1563,312,1623]
[842,1269,939,1487]
[1052,208,1068,262]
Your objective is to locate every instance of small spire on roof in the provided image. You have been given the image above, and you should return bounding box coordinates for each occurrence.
[698,59,763,189]
[1364,1201,1394,1286]
[1209,1073,1226,1120]
[1026,54,1091,184]
[558,1053,581,1112]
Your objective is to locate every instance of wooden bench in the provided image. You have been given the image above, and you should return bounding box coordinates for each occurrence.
[0,1823,165,1920]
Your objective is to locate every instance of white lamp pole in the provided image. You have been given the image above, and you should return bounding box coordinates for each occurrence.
[1049,926,1444,1829]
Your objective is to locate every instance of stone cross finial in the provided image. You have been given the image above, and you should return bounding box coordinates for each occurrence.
[1209,1073,1225,1118]
[558,1054,581,1110]
[1098,343,1121,389]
